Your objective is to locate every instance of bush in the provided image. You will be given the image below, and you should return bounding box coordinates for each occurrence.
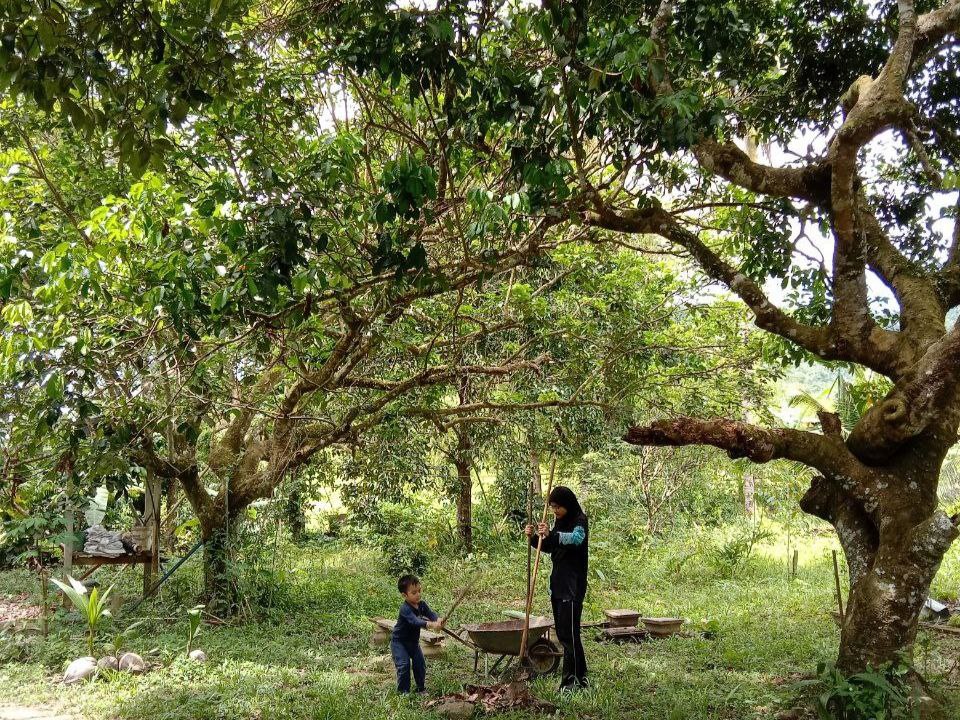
[803,660,919,720]
[577,444,743,541]
[366,500,453,576]
[706,522,773,578]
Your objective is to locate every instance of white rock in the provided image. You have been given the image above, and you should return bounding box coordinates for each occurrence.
[188,649,207,662]
[63,656,97,684]
[119,652,146,673]
[97,656,120,671]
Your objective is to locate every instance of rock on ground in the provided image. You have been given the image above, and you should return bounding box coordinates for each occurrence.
[62,657,96,684]
[430,699,476,719]
[118,652,145,673]
[188,649,207,662]
[97,656,119,671]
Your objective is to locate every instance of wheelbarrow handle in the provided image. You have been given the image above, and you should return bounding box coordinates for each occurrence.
[440,626,477,653]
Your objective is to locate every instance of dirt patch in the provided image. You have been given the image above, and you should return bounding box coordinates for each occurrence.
[0,595,42,624]
[0,706,73,720]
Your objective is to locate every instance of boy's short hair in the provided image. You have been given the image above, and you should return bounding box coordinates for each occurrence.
[398,574,420,594]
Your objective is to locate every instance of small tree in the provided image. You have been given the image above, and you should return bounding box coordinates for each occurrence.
[51,576,112,658]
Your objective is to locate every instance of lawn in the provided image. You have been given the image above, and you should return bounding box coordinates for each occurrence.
[2,522,959,720]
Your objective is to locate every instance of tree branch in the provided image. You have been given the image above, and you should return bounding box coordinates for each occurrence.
[585,203,905,375]
[847,323,960,462]
[825,4,919,363]
[916,0,960,51]
[208,367,283,473]
[693,141,832,204]
[648,0,676,95]
[338,356,547,394]
[624,417,872,494]
[856,193,945,356]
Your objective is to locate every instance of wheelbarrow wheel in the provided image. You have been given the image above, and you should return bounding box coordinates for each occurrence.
[522,638,561,677]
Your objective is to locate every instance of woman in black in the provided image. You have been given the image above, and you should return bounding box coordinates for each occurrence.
[524,485,589,690]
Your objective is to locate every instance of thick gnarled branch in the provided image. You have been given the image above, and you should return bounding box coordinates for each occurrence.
[693,141,831,205]
[847,324,960,462]
[586,203,908,376]
[624,417,874,497]
[208,367,283,474]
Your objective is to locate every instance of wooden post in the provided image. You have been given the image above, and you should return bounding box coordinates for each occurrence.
[63,506,74,582]
[832,550,845,622]
[525,478,533,620]
[39,562,49,638]
[791,549,799,581]
[143,469,161,598]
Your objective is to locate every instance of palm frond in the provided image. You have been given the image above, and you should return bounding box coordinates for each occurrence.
[788,391,827,417]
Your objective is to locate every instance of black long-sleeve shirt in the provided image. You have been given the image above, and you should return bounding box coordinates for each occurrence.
[530,517,589,601]
[391,600,438,644]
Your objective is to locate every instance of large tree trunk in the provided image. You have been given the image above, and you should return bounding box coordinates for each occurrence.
[164,478,179,549]
[172,467,248,612]
[839,556,942,672]
[454,455,473,553]
[801,454,957,672]
[201,517,238,612]
[626,409,960,675]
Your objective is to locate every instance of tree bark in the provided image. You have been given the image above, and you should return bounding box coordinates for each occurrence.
[743,473,755,517]
[201,517,237,612]
[626,414,960,673]
[529,449,543,497]
[454,454,473,554]
[803,469,958,672]
[286,489,306,542]
[164,478,179,549]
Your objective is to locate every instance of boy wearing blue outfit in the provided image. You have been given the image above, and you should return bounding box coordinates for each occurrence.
[391,574,444,694]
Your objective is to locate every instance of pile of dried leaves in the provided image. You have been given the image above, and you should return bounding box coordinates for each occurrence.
[426,681,556,716]
[0,594,42,624]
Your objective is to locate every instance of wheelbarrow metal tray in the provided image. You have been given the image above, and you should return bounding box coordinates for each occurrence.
[460,616,553,655]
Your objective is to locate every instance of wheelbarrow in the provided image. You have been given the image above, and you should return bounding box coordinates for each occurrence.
[443,615,562,678]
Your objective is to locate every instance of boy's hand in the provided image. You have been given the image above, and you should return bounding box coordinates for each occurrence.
[427,620,443,630]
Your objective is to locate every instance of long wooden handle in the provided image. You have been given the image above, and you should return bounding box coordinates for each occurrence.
[525,477,533,619]
[441,575,476,626]
[440,626,477,652]
[519,455,556,660]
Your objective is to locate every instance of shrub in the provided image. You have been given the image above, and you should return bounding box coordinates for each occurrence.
[804,660,919,720]
[367,500,452,575]
[705,522,773,578]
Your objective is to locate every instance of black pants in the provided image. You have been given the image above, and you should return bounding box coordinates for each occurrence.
[551,597,587,687]
[390,639,426,693]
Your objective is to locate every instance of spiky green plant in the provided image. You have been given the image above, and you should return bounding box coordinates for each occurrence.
[51,575,112,657]
[186,605,205,655]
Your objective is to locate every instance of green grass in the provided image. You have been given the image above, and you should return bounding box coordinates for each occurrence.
[2,523,958,720]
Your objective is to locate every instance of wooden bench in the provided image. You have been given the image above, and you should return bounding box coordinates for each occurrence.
[369,617,446,656]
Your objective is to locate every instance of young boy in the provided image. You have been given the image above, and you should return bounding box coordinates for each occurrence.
[391,574,444,694]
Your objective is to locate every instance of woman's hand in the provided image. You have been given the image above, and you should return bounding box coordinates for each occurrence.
[524,524,534,538]
[537,522,548,537]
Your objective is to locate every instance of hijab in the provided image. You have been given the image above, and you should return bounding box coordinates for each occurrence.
[549,485,586,532]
